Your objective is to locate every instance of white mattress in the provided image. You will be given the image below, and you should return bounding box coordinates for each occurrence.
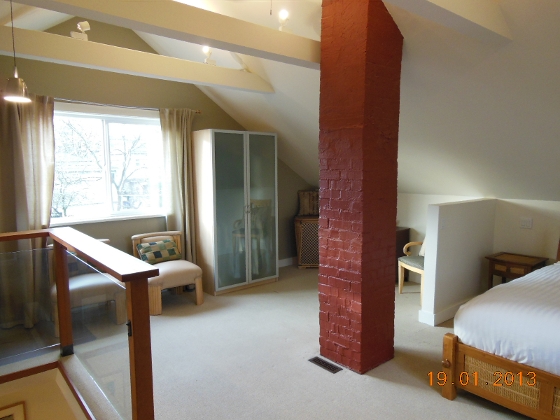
[454,262,560,376]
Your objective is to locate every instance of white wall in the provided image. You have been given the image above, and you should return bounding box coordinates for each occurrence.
[398,194,560,283]
[415,197,560,326]
[397,193,479,242]
[419,199,496,326]
[397,193,479,282]
[493,199,560,260]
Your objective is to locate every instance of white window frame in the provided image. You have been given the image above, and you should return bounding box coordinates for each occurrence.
[50,102,165,226]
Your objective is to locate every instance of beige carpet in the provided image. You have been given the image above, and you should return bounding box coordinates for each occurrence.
[149,266,527,420]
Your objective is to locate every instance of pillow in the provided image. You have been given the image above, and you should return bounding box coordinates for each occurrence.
[137,239,181,264]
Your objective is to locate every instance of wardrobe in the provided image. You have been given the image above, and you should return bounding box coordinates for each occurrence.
[192,129,278,295]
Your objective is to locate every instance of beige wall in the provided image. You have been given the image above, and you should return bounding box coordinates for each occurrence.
[277,160,315,260]
[0,52,244,252]
[0,18,310,259]
[0,21,309,262]
[60,160,311,260]
[0,55,245,134]
[0,370,86,420]
[1,21,241,252]
[46,17,158,53]
[65,217,166,254]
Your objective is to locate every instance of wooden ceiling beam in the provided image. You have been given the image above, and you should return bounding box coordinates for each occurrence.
[0,26,274,93]
[13,0,321,69]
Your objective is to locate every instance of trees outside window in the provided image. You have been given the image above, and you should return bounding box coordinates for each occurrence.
[51,111,163,222]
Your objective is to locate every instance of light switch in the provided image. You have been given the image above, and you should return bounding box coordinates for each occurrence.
[520,217,533,229]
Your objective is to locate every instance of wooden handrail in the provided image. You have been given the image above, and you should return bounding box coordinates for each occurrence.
[0,227,155,420]
[0,229,51,241]
[50,227,159,282]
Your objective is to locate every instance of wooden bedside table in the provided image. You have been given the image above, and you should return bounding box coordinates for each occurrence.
[485,252,548,289]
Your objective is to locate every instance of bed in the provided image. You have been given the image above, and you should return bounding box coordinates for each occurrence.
[441,242,560,420]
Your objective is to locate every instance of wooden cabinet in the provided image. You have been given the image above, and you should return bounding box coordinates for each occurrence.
[193,129,278,295]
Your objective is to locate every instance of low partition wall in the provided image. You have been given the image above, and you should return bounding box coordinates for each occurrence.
[420,199,496,326]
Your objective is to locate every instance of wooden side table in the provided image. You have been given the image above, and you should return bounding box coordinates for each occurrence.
[485,252,548,289]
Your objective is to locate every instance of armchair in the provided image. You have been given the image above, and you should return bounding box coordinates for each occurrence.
[398,241,425,304]
[131,231,203,315]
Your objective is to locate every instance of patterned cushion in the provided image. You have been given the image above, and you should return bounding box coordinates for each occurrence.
[137,239,181,264]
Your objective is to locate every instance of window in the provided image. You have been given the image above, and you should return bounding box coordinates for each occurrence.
[51,103,164,223]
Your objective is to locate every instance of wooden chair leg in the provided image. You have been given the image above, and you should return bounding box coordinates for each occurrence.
[148,284,162,316]
[194,277,204,305]
[398,262,405,294]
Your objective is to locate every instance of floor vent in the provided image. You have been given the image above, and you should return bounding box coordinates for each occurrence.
[309,356,343,374]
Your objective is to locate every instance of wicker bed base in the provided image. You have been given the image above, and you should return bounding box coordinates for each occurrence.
[442,333,560,419]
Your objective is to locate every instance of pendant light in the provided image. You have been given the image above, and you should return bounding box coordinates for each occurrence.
[3,0,31,103]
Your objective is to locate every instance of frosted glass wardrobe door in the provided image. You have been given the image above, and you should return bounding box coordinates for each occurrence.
[248,133,277,281]
[214,132,247,289]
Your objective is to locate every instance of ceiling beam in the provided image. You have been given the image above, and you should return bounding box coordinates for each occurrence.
[13,0,321,69]
[384,0,512,42]
[0,27,274,93]
[0,4,35,26]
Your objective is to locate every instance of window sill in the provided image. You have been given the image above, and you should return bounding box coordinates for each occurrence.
[50,213,166,227]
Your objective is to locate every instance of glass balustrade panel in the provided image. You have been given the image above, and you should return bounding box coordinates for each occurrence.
[69,254,131,420]
[0,248,59,367]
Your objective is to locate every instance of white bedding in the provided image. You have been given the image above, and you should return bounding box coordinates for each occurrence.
[454,262,560,376]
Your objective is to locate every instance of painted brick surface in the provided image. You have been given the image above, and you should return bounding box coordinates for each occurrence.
[319,0,403,374]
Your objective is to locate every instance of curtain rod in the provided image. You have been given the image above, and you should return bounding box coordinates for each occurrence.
[53,98,202,114]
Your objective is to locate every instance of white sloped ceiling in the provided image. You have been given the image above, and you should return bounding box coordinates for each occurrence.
[3,0,560,201]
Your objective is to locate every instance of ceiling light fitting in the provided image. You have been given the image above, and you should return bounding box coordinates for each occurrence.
[3,0,31,103]
[278,9,289,31]
[202,46,216,66]
[70,20,90,41]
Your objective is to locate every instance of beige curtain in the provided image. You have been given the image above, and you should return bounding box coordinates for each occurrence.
[159,108,197,263]
[0,95,55,328]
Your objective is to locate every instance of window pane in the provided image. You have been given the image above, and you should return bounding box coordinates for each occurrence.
[107,122,163,212]
[51,110,164,223]
[51,116,106,219]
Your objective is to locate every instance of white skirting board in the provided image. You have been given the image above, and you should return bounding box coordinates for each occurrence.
[278,258,297,268]
[418,297,473,326]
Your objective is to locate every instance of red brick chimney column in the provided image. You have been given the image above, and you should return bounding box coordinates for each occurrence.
[318,0,403,374]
